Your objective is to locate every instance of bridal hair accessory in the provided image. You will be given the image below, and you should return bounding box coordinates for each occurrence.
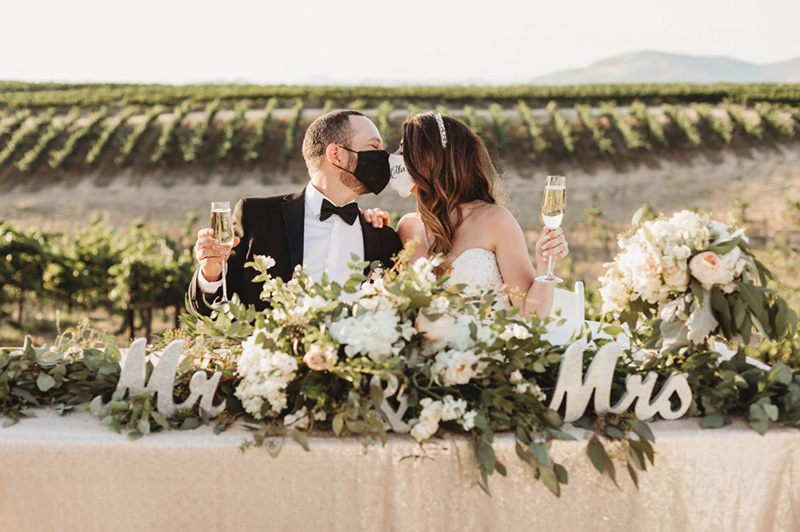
[434,113,448,148]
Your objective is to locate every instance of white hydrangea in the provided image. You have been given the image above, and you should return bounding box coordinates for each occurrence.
[500,324,532,342]
[411,256,441,290]
[235,335,298,419]
[329,308,403,362]
[410,396,472,442]
[460,410,478,431]
[284,406,310,430]
[441,395,468,421]
[429,296,451,315]
[513,382,547,401]
[410,397,442,442]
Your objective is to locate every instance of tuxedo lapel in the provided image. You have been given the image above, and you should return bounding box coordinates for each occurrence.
[281,188,306,271]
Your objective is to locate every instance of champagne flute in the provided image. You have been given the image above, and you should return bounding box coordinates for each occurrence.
[210,201,234,306]
[535,175,566,283]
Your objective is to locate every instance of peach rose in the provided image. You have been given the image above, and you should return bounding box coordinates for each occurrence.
[689,251,728,287]
[415,313,455,342]
[303,344,334,371]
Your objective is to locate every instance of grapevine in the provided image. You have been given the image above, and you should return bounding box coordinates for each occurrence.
[216,100,249,160]
[151,101,191,164]
[630,100,667,147]
[576,104,613,154]
[49,106,109,169]
[0,108,56,169]
[182,99,221,162]
[517,100,549,155]
[662,105,702,147]
[546,101,575,153]
[85,107,136,166]
[243,98,277,162]
[115,105,163,166]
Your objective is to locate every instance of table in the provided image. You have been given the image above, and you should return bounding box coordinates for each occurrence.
[1,410,798,532]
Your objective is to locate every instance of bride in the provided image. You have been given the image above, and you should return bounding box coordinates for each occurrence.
[369,112,569,319]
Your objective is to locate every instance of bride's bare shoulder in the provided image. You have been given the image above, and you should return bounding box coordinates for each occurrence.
[474,203,519,230]
[397,212,422,241]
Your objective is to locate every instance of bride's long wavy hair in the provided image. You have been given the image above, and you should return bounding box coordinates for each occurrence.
[402,112,502,277]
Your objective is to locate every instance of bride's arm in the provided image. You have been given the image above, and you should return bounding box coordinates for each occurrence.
[490,207,568,320]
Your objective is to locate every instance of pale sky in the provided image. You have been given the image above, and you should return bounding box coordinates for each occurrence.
[2,0,798,85]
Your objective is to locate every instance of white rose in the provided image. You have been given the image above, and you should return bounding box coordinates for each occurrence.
[661,257,690,291]
[670,245,691,261]
[303,344,336,371]
[442,350,478,386]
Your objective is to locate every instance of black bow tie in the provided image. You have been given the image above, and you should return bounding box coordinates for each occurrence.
[319,199,360,225]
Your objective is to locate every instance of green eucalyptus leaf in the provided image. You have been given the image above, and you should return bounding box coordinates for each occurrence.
[627,463,640,489]
[529,443,551,466]
[587,437,606,473]
[36,373,56,392]
[292,428,310,451]
[539,465,560,497]
[475,438,496,475]
[554,463,568,485]
[634,421,656,443]
[700,414,726,428]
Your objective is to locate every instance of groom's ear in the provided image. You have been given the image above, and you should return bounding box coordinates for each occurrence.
[325,143,343,167]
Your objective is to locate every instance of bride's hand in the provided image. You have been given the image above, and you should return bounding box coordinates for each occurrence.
[535,227,569,270]
[361,208,390,228]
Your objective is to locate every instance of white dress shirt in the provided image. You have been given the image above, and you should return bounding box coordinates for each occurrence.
[199,184,364,293]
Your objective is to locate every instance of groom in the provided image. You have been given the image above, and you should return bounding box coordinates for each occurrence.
[188,110,403,316]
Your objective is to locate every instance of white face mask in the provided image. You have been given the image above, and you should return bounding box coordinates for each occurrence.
[388,153,415,198]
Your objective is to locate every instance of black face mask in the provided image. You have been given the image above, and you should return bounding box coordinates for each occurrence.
[333,145,391,195]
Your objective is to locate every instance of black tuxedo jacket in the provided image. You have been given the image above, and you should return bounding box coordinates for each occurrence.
[188,188,403,316]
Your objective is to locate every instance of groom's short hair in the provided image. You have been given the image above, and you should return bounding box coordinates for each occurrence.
[302,110,365,171]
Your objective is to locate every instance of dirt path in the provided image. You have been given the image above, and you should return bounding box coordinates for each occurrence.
[1,145,797,236]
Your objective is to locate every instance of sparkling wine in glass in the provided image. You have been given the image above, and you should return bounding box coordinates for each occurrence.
[535,176,566,283]
[210,201,234,305]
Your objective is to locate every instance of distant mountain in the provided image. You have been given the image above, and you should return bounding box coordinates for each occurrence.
[531,51,800,84]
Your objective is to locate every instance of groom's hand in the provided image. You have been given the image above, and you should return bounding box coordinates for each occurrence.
[361,208,390,228]
[195,228,241,282]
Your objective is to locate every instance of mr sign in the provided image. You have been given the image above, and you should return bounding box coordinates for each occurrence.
[90,338,225,418]
[549,342,692,422]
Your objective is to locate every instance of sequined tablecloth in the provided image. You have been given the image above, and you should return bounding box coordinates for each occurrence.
[0,410,798,532]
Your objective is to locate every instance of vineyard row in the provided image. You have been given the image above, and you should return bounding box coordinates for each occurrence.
[0,100,797,178]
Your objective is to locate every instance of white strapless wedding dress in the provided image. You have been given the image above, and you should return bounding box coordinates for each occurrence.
[447,248,511,310]
[421,223,510,310]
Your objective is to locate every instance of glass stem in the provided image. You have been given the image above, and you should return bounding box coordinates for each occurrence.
[222,260,228,301]
[547,255,554,277]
